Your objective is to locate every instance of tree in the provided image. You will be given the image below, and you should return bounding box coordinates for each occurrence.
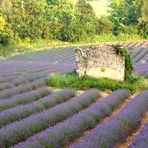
[0,16,5,30]
[46,0,76,41]
[0,6,14,47]
[7,0,47,40]
[96,16,113,34]
[108,0,140,35]
[0,0,12,13]
[74,0,97,41]
[138,0,148,37]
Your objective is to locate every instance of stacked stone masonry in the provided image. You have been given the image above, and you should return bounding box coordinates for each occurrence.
[75,44,125,81]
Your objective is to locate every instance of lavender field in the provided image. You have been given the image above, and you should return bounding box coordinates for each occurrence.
[0,41,147,148]
[7,40,148,76]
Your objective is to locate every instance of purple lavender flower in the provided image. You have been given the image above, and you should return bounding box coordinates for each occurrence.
[0,77,47,99]
[0,89,75,127]
[129,122,148,148]
[0,89,100,147]
[70,90,148,148]
[13,89,131,148]
[0,87,51,112]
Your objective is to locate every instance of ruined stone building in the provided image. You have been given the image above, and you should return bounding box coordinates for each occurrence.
[75,44,125,81]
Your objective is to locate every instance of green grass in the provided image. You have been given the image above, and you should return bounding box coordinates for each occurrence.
[94,34,143,43]
[47,72,147,93]
[0,34,143,58]
[0,39,72,57]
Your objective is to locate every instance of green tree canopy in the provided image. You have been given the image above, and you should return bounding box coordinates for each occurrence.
[46,0,76,41]
[0,16,5,30]
[138,0,148,37]
[74,0,97,41]
[7,0,47,39]
[108,0,141,35]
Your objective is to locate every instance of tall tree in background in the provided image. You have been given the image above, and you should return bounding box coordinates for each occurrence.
[0,16,5,30]
[0,0,14,47]
[75,0,96,41]
[96,15,113,34]
[138,0,148,37]
[109,0,141,35]
[0,0,12,13]
[46,0,76,41]
[8,0,47,40]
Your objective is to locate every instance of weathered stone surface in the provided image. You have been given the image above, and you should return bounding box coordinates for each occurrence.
[75,44,125,81]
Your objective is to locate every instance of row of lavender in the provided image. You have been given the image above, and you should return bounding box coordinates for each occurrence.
[12,89,131,148]
[131,48,148,63]
[124,40,148,50]
[71,90,148,148]
[134,62,148,75]
[121,41,148,74]
[0,89,101,147]
[7,41,148,63]
[5,41,148,75]
[0,61,74,100]
[0,87,52,112]
[0,89,75,127]
[130,122,148,148]
[0,61,74,80]
[0,78,47,99]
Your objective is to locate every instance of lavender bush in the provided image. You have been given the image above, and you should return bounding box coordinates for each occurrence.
[0,89,100,147]
[129,122,148,148]
[133,48,148,63]
[0,76,17,84]
[0,78,47,99]
[10,73,45,86]
[0,89,75,127]
[70,90,148,148]
[0,87,51,112]
[13,89,131,148]
[134,62,148,75]
[0,82,14,91]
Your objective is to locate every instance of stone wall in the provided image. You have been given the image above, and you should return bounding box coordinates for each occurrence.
[75,44,125,81]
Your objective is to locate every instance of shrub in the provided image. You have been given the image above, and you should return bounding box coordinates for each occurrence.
[113,44,133,79]
[47,72,145,92]
[71,90,148,148]
[13,89,130,148]
[96,16,113,34]
[0,16,5,31]
[0,89,101,147]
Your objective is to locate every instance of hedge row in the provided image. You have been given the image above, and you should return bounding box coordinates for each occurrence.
[71,90,148,148]
[0,89,75,127]
[0,89,101,147]
[13,89,131,148]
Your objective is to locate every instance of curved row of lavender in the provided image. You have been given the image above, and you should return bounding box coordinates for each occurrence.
[0,78,48,99]
[0,42,147,148]
[134,62,148,75]
[70,90,148,148]
[124,40,148,50]
[5,41,148,75]
[0,89,101,147]
[129,122,148,148]
[13,89,131,148]
[0,76,49,99]
[0,61,75,80]
[0,87,51,112]
[0,89,75,127]
[0,61,75,101]
[0,70,50,91]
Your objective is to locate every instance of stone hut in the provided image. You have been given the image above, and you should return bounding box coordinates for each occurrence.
[75,44,125,81]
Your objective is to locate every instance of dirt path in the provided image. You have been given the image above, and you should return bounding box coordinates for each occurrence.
[67,93,137,148]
